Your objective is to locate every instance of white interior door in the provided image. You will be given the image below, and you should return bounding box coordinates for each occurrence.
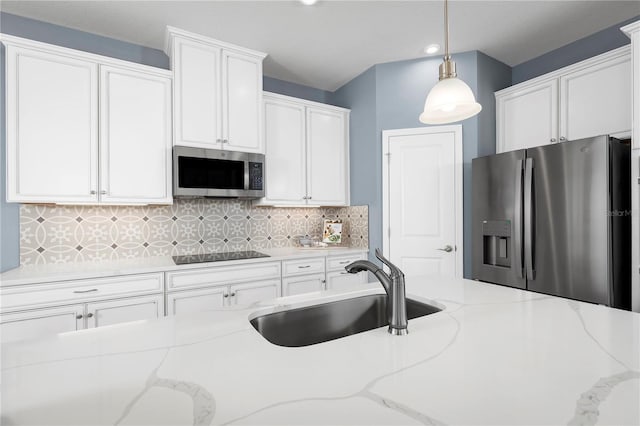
[383,126,463,278]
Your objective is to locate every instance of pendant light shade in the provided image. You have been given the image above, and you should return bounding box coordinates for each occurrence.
[419,0,481,125]
[419,77,482,124]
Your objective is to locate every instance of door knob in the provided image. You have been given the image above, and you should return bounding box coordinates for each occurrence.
[437,245,453,253]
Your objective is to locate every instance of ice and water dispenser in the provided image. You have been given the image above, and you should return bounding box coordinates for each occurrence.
[482,220,511,267]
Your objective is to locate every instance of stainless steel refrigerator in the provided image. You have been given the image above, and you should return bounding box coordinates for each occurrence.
[472,135,631,309]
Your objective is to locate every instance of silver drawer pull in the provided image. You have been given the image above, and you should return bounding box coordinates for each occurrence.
[73,289,98,294]
[230,292,236,297]
[87,313,94,318]
[298,265,311,269]
[338,261,351,264]
[340,272,350,275]
[76,314,83,319]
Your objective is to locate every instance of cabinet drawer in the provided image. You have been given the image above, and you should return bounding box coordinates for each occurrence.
[327,254,365,271]
[0,273,164,312]
[282,257,325,277]
[166,261,281,290]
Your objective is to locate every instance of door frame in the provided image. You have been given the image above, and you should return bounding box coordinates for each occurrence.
[382,125,464,278]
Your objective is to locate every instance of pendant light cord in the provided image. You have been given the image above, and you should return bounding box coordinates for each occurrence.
[444,0,449,60]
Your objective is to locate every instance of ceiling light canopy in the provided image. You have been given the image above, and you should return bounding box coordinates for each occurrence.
[419,0,481,125]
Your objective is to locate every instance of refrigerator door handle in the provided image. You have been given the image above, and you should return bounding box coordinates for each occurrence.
[524,158,536,280]
[514,159,524,279]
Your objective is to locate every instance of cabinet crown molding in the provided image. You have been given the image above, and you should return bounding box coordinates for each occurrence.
[621,20,640,36]
[495,44,631,98]
[263,91,351,114]
[164,26,268,60]
[0,33,172,78]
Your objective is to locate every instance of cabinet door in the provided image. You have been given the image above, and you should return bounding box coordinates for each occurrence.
[166,287,227,316]
[6,45,98,203]
[306,107,349,206]
[85,295,163,329]
[172,37,223,149]
[326,271,367,292]
[496,80,558,153]
[222,51,263,153]
[261,97,307,204]
[560,54,632,141]
[99,65,172,204]
[230,279,280,306]
[282,273,326,296]
[0,305,84,344]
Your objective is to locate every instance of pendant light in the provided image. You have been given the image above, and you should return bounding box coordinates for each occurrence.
[419,0,481,124]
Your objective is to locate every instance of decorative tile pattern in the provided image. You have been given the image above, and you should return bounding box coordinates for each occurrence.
[19,201,369,265]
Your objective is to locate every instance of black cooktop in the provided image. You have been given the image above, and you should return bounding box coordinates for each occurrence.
[172,250,270,265]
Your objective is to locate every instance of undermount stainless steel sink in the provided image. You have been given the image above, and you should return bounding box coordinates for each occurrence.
[250,294,442,347]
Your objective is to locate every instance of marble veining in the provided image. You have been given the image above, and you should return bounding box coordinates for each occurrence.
[2,278,639,425]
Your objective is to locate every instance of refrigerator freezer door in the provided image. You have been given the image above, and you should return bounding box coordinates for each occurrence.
[526,137,610,305]
[472,150,526,289]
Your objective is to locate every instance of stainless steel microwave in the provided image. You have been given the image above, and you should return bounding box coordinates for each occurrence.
[173,146,265,199]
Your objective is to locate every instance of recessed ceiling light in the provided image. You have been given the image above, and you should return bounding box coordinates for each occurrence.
[424,44,440,55]
[300,0,318,5]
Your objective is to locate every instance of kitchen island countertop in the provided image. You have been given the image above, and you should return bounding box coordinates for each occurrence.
[1,277,639,425]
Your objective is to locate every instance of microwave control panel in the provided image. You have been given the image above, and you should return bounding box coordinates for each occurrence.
[249,162,263,190]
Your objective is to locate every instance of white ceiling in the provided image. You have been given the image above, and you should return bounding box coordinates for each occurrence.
[1,1,638,91]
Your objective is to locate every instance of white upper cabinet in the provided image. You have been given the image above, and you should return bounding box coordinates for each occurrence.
[99,66,172,204]
[172,37,222,148]
[5,44,99,203]
[262,96,307,204]
[496,46,631,153]
[306,107,349,206]
[166,27,267,153]
[496,80,558,153]
[257,92,350,207]
[560,53,631,141]
[1,35,173,205]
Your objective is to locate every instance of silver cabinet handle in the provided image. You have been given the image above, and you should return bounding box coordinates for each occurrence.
[87,313,94,318]
[338,261,351,264]
[100,190,107,195]
[514,159,524,279]
[308,196,312,200]
[230,292,236,297]
[339,272,350,275]
[550,138,556,143]
[73,289,98,294]
[76,314,83,319]
[217,139,222,144]
[559,136,566,141]
[298,265,311,269]
[437,245,453,253]
[224,293,229,298]
[90,190,96,195]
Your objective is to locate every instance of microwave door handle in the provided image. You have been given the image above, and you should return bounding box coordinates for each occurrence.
[514,159,524,279]
[524,158,536,280]
[244,161,250,191]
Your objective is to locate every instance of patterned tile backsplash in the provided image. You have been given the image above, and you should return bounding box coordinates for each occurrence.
[19,200,368,265]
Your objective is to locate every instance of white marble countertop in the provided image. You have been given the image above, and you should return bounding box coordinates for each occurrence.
[2,277,638,425]
[0,247,368,287]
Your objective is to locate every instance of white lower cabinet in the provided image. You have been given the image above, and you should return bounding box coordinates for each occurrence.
[85,295,163,328]
[326,270,367,291]
[282,273,326,296]
[0,273,164,344]
[0,304,85,344]
[167,287,226,316]
[231,280,280,306]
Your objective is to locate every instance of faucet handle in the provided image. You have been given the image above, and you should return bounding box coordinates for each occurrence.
[374,248,403,277]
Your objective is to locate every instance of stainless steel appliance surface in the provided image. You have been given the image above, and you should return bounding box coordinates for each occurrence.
[472,136,631,309]
[173,250,270,265]
[173,146,265,199]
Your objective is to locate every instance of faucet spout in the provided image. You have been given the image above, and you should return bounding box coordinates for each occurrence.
[345,249,408,335]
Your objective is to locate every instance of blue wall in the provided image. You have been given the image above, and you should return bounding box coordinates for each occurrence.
[512,15,640,84]
[331,52,510,277]
[264,76,333,104]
